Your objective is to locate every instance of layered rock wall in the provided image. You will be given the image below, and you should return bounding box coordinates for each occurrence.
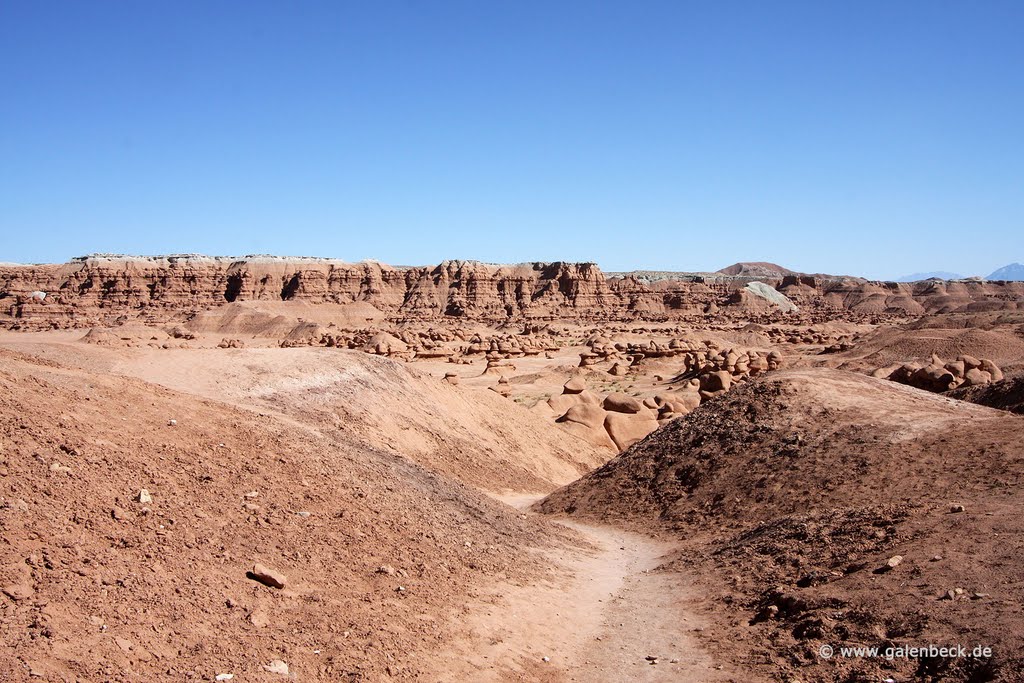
[1,256,1022,329]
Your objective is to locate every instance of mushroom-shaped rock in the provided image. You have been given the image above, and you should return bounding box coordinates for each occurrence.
[607,362,628,377]
[563,377,587,394]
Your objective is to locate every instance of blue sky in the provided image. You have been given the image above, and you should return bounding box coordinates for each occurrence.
[2,1,1022,279]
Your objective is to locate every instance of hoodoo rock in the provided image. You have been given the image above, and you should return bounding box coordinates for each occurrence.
[563,377,587,394]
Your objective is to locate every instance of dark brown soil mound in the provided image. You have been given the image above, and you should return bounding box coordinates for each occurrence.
[948,375,1024,415]
[539,369,1024,682]
[837,326,1024,370]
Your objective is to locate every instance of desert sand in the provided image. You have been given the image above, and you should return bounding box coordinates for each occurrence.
[2,257,1024,681]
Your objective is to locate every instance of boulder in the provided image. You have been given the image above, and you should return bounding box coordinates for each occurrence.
[962,368,992,387]
[547,393,583,415]
[960,355,982,370]
[603,393,644,414]
[910,365,957,392]
[700,371,733,393]
[981,359,1004,382]
[249,563,287,589]
[604,412,659,451]
[557,404,607,429]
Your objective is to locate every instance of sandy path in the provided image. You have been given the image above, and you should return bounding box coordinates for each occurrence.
[422,494,742,682]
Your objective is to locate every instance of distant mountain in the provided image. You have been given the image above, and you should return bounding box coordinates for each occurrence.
[717,262,794,278]
[986,263,1024,281]
[895,271,962,282]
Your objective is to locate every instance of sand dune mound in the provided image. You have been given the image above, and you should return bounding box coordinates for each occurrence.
[79,346,607,491]
[0,349,561,681]
[79,328,128,347]
[540,369,1024,681]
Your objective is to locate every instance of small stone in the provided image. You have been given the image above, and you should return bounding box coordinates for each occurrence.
[215,675,233,681]
[296,511,310,518]
[225,598,236,608]
[377,565,397,576]
[115,637,133,653]
[264,660,289,675]
[168,419,177,427]
[249,563,286,589]
[243,491,259,499]
[931,555,943,562]
[137,489,152,504]
[882,555,903,571]
[111,507,127,521]
[972,593,990,600]
[242,503,260,513]
[2,583,34,601]
[542,656,550,662]
[950,504,965,513]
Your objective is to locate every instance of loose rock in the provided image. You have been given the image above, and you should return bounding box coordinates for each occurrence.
[249,563,287,589]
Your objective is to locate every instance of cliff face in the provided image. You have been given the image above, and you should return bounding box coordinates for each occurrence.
[1,256,1022,329]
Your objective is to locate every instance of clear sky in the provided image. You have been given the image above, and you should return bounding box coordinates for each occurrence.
[2,1,1022,279]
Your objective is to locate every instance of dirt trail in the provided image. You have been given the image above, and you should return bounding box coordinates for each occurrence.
[423,493,744,682]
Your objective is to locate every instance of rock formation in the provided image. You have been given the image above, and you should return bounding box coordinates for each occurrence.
[3,255,1023,330]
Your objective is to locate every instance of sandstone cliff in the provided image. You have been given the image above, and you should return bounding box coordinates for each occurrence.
[1,255,1022,329]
